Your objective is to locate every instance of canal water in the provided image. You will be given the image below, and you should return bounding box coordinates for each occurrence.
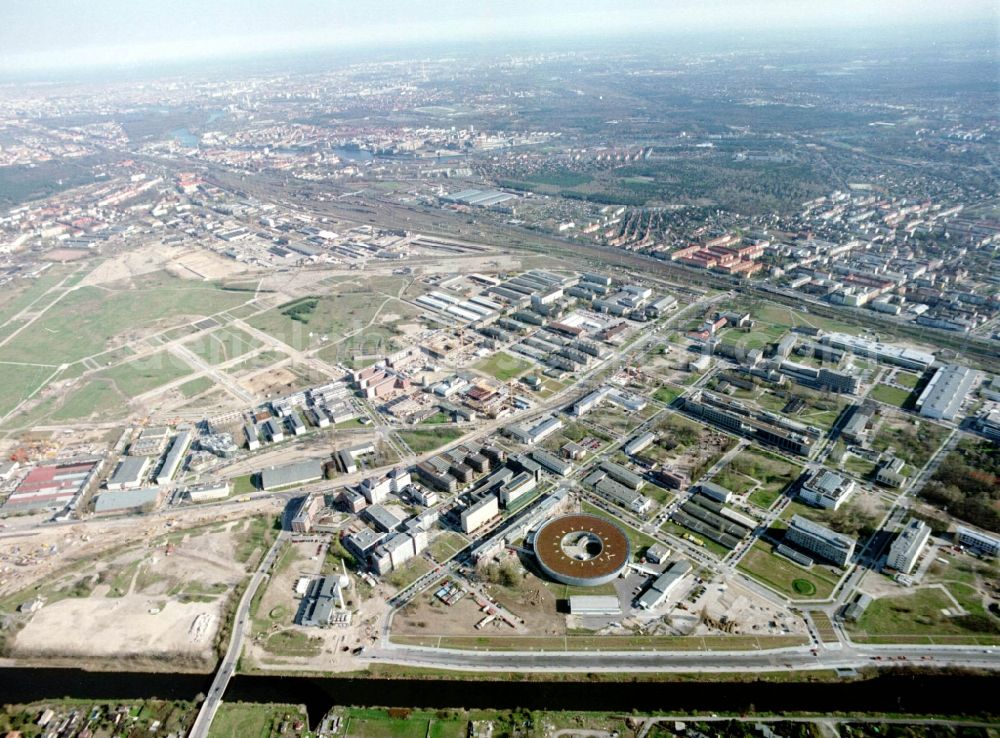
[0,668,995,728]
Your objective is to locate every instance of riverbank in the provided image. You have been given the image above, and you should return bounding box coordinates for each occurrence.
[2,666,995,730]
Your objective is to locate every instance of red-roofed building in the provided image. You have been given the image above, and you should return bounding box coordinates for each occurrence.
[3,459,100,513]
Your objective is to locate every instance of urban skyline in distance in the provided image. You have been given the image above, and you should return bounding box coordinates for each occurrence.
[0,3,997,738]
[2,0,998,74]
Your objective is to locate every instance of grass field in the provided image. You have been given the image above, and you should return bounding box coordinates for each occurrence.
[849,586,1000,643]
[224,349,288,375]
[0,266,76,341]
[473,351,533,381]
[869,383,912,408]
[178,376,214,398]
[726,447,802,509]
[712,469,757,496]
[752,386,847,432]
[652,385,682,404]
[748,487,781,511]
[183,327,262,365]
[427,531,468,562]
[0,271,249,365]
[93,350,193,396]
[249,287,416,352]
[896,372,921,389]
[737,541,840,600]
[750,303,866,337]
[208,703,305,738]
[391,633,808,652]
[0,363,56,418]
[719,323,787,351]
[341,709,473,738]
[262,629,323,657]
[13,380,124,425]
[396,428,465,455]
[387,557,433,589]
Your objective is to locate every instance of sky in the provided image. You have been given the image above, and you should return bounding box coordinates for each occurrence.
[1,0,997,74]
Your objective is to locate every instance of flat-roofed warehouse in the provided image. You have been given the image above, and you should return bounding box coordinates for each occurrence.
[156,430,192,485]
[94,486,161,514]
[915,364,978,421]
[440,189,516,208]
[568,595,621,616]
[259,460,324,491]
[106,456,151,491]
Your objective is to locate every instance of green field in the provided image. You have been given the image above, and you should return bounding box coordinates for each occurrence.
[896,372,921,389]
[0,266,76,341]
[869,383,912,408]
[9,376,126,426]
[726,447,802,499]
[249,283,417,352]
[473,351,533,381]
[392,633,808,652]
[183,327,262,365]
[387,557,433,589]
[208,703,305,738]
[719,323,787,351]
[0,271,249,365]
[340,709,475,738]
[13,352,194,425]
[748,487,781,510]
[712,469,757,496]
[0,363,55,418]
[427,531,468,562]
[262,629,323,657]
[749,303,866,337]
[92,350,192,396]
[652,385,682,404]
[224,349,288,375]
[396,428,465,455]
[737,542,840,600]
[849,586,1000,643]
[178,376,214,398]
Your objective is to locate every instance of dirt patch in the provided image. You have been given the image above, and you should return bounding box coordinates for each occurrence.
[240,367,300,397]
[168,250,255,282]
[14,598,219,660]
[396,323,424,337]
[10,524,250,664]
[393,577,567,639]
[78,245,175,287]
[43,249,91,262]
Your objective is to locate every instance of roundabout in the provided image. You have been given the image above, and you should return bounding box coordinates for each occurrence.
[533,513,631,587]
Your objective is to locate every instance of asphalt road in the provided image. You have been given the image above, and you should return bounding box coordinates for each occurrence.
[366,640,999,674]
[188,530,288,738]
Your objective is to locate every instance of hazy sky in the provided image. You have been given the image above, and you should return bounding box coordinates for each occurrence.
[2,0,997,73]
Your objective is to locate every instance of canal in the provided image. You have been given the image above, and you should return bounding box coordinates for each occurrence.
[0,668,995,729]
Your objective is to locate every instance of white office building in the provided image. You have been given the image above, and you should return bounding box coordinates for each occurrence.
[785,515,856,567]
[956,526,1000,557]
[885,519,931,574]
[799,470,855,511]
